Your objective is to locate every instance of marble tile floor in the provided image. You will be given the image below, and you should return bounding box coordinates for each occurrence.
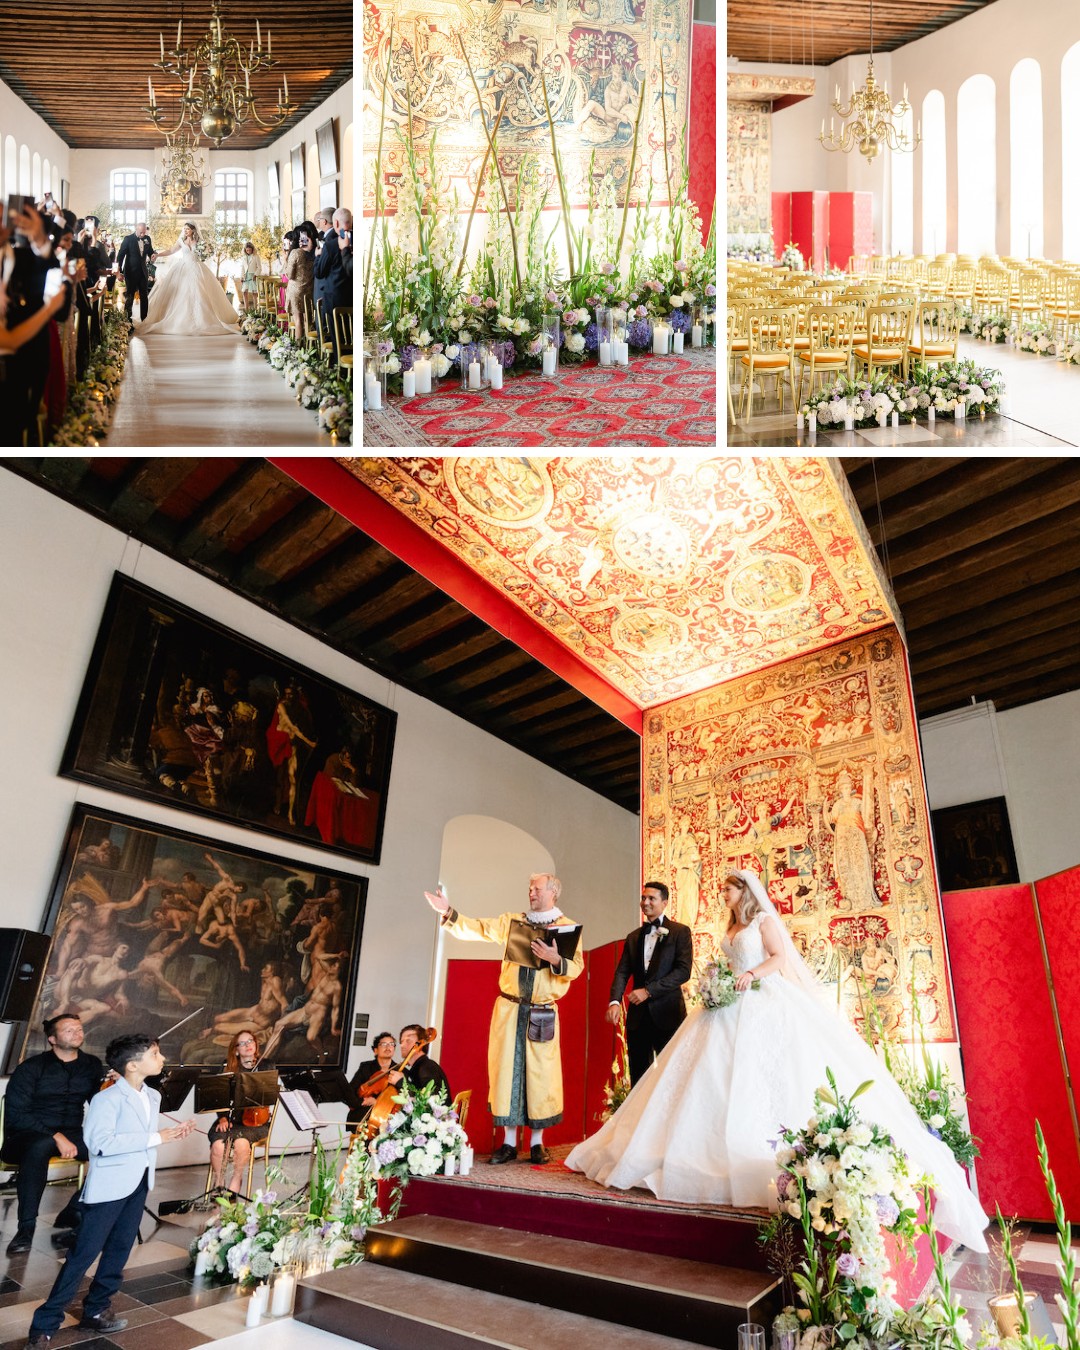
[107,332,326,448]
[0,1160,372,1350]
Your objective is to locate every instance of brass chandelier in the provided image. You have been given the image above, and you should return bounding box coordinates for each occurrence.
[154,129,210,214]
[143,1,296,147]
[818,0,921,162]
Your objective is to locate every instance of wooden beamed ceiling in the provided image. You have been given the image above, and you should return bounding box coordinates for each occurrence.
[3,456,1079,817]
[727,0,1001,67]
[0,2,351,150]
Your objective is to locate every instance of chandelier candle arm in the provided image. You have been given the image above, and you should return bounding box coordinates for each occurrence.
[818,0,921,161]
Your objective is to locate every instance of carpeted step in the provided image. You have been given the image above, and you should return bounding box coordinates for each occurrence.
[362,1213,780,1347]
[295,1260,717,1350]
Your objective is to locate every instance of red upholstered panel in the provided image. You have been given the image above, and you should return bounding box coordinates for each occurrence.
[1034,865,1080,1202]
[440,953,590,1155]
[441,958,501,1156]
[790,192,829,272]
[583,939,623,1137]
[772,193,791,260]
[688,23,716,240]
[942,884,1078,1220]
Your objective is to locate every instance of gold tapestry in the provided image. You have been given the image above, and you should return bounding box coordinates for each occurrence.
[727,98,770,234]
[643,625,956,1042]
[362,0,693,214]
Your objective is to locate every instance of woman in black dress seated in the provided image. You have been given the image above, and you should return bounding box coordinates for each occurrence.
[209,1029,273,1192]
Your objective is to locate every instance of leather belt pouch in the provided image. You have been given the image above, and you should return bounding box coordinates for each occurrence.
[527,1007,555,1042]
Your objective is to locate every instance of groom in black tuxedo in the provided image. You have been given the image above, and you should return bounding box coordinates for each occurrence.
[607,881,693,1084]
[116,221,156,325]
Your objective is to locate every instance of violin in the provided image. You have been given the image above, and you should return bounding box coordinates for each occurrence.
[363,1026,437,1140]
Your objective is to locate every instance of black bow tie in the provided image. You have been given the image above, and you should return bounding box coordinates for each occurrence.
[642,919,661,932]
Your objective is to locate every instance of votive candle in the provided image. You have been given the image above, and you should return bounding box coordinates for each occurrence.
[246,1284,268,1327]
[402,370,415,398]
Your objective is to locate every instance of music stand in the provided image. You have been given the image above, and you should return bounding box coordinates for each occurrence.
[277,1070,351,1204]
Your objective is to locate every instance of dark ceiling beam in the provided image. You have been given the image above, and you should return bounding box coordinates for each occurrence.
[315,560,415,631]
[908,571,1080,655]
[898,536,1080,626]
[394,609,490,666]
[237,502,357,595]
[841,456,967,511]
[915,634,1079,698]
[912,593,1080,671]
[358,593,461,653]
[328,574,444,643]
[176,460,303,569]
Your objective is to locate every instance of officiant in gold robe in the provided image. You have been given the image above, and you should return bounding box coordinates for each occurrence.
[424,873,583,1165]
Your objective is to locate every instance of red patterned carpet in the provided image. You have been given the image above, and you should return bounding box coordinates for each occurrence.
[362,350,717,447]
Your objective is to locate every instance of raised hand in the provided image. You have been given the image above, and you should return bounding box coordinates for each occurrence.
[424,885,449,914]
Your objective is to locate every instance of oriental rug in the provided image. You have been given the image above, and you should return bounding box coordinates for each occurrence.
[361,350,717,448]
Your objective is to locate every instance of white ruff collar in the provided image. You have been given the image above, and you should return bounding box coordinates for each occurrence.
[524,907,563,925]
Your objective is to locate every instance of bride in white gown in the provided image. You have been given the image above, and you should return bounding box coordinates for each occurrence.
[566,870,989,1252]
[137,223,238,336]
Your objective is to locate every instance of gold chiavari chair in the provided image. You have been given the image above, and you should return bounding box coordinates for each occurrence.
[1046,273,1080,347]
[738,307,797,420]
[333,307,353,381]
[908,299,962,371]
[794,305,857,407]
[853,304,915,382]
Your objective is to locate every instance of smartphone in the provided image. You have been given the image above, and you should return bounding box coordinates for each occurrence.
[43,267,66,301]
[6,194,35,243]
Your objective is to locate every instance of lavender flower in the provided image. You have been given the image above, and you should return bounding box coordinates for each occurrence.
[562,309,578,327]
[604,283,615,294]
[376,340,393,356]
[484,297,497,309]
[776,1171,796,1199]
[600,261,615,275]
[836,1253,859,1278]
[875,1194,900,1226]
[492,339,516,367]
[467,293,482,307]
[669,309,691,334]
[705,283,717,297]
[674,260,689,273]
[397,343,420,371]
[544,289,559,305]
[583,321,599,352]
[626,317,652,348]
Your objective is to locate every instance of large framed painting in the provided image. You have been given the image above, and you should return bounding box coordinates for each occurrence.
[931,796,1020,892]
[61,573,396,864]
[5,805,367,1073]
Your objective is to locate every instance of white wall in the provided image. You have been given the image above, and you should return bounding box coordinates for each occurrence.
[0,76,70,203]
[746,0,1080,257]
[920,693,1080,882]
[0,466,638,1165]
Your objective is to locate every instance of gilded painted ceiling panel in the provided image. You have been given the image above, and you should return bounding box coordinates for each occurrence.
[362,0,693,214]
[342,457,901,710]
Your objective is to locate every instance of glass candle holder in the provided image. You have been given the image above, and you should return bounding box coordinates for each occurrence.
[690,305,705,348]
[541,315,560,376]
[595,305,614,367]
[612,310,630,365]
[363,354,386,412]
[705,307,717,347]
[412,351,434,395]
[461,340,491,392]
[652,320,672,355]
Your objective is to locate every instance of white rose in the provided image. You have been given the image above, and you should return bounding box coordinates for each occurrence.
[929,1113,947,1130]
[577,307,590,325]
[383,355,401,374]
[418,329,431,346]
[669,294,684,307]
[458,328,472,342]
[445,344,460,359]
[566,332,585,352]
[514,317,529,334]
[682,291,695,303]
[432,353,451,378]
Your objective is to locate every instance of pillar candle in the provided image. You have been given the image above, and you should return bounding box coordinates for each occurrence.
[928,404,935,424]
[246,1284,269,1327]
[468,360,481,389]
[443,1155,456,1176]
[488,359,503,390]
[891,411,899,428]
[691,324,703,347]
[808,410,816,432]
[270,1271,295,1317]
[767,1179,779,1213]
[956,399,965,420]
[673,332,684,353]
[652,324,668,355]
[598,340,611,365]
[542,348,557,376]
[413,358,431,393]
[194,1250,211,1277]
[402,370,415,398]
[797,412,804,432]
[877,409,887,428]
[365,375,381,411]
[844,407,854,430]
[460,1145,474,1176]
[615,340,629,365]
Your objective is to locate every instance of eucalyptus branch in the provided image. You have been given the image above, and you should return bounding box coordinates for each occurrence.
[364,16,394,299]
[615,74,647,267]
[458,35,520,291]
[540,72,575,278]
[1036,1120,1080,1350]
[456,99,507,282]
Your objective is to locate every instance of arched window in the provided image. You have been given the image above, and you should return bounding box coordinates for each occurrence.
[19,143,30,193]
[4,137,15,203]
[957,75,996,256]
[921,91,947,255]
[214,169,251,225]
[1010,60,1043,258]
[890,107,914,255]
[31,152,41,198]
[42,158,50,199]
[1063,43,1080,261]
[111,169,149,227]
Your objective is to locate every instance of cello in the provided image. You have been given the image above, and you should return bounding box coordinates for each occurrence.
[361,1026,437,1139]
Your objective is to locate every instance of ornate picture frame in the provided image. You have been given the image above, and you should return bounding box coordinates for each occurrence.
[5,805,368,1073]
[931,796,1020,892]
[61,573,396,865]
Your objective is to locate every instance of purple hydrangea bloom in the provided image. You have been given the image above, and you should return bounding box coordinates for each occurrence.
[669,309,691,334]
[583,321,599,352]
[243,1220,260,1236]
[491,338,516,368]
[836,1253,859,1278]
[627,318,652,347]
[413,1135,427,1147]
[398,343,421,371]
[875,1194,900,1225]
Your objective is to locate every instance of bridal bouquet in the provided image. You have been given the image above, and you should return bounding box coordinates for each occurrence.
[694,960,759,1009]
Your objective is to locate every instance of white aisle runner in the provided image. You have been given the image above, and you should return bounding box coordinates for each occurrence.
[108,331,325,447]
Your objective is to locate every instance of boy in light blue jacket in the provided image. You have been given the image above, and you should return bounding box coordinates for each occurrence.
[26,1034,196,1348]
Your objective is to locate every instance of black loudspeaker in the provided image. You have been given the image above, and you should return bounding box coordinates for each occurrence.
[0,929,51,1023]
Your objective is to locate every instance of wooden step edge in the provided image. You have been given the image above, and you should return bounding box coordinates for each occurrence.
[366,1218,780,1310]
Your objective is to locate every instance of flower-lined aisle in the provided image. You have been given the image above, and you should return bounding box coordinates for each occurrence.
[241,311,353,443]
[800,359,1006,431]
[49,307,132,447]
[362,44,717,446]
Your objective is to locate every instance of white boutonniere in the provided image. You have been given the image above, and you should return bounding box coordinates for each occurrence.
[656,926,669,939]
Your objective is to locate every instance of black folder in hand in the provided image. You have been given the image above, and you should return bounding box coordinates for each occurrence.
[504,918,582,968]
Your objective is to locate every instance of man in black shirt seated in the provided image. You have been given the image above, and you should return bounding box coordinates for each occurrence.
[390,1024,450,1102]
[2,1012,103,1254]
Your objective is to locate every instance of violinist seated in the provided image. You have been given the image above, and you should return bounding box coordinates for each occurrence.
[392,1024,450,1102]
[346,1030,397,1128]
[2,1012,103,1255]
[208,1030,274,1193]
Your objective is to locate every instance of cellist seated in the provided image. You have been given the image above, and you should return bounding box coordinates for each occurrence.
[346,1030,397,1127]
[208,1030,274,1193]
[393,1024,451,1101]
[351,1025,452,1137]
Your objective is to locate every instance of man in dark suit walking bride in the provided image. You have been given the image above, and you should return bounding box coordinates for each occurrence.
[116,221,156,327]
[607,881,693,1084]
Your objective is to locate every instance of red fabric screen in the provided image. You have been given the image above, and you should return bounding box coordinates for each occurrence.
[584,939,622,1136]
[1033,865,1080,1202]
[688,23,716,240]
[942,884,1079,1220]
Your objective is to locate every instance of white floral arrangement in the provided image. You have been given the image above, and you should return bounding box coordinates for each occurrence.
[1017,319,1058,356]
[369,1082,468,1185]
[50,308,132,447]
[970,312,1010,343]
[780,241,805,271]
[802,360,1005,426]
[1063,339,1080,366]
